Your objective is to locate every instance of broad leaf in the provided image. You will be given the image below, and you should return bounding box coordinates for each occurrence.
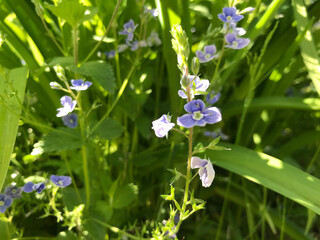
[43,127,83,152]
[112,183,138,209]
[70,61,115,94]
[91,118,123,140]
[45,0,96,27]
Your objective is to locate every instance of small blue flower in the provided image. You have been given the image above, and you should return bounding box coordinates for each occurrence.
[22,182,34,193]
[129,40,139,51]
[222,22,246,36]
[225,33,250,49]
[70,79,92,91]
[144,6,159,18]
[178,75,210,99]
[218,7,244,23]
[147,32,162,47]
[105,50,115,59]
[62,113,78,128]
[195,45,218,63]
[0,194,12,213]
[4,185,22,199]
[206,91,221,105]
[33,183,46,193]
[22,182,46,193]
[50,175,72,187]
[56,96,77,117]
[177,100,222,128]
[119,19,138,42]
[191,157,215,187]
[152,114,175,138]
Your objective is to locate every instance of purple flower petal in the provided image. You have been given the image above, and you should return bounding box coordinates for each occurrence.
[152,114,175,138]
[191,157,208,169]
[202,107,222,124]
[5,185,22,199]
[33,183,46,193]
[57,96,77,117]
[22,182,34,193]
[50,175,72,187]
[70,79,92,91]
[184,99,205,113]
[177,114,196,128]
[62,113,78,128]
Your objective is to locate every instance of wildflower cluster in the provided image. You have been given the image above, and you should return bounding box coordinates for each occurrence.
[50,66,92,128]
[150,5,254,238]
[0,175,71,213]
[104,7,161,59]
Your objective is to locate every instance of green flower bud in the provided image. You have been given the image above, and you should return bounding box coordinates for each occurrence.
[192,57,200,75]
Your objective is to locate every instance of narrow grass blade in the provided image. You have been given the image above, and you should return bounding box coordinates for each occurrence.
[0,67,28,191]
[292,0,320,96]
[205,144,320,215]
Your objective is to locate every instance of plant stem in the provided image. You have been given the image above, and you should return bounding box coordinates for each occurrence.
[81,0,123,65]
[211,40,225,86]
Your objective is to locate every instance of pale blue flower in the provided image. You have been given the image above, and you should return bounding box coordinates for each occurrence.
[178,75,210,99]
[195,45,218,63]
[225,33,250,49]
[0,194,12,213]
[206,91,221,105]
[50,175,72,187]
[70,79,92,91]
[62,113,78,128]
[218,7,243,23]
[191,157,215,187]
[152,114,175,138]
[56,96,77,117]
[105,50,115,59]
[5,185,22,199]
[22,182,45,193]
[119,19,138,42]
[144,6,159,18]
[147,32,162,47]
[177,100,221,128]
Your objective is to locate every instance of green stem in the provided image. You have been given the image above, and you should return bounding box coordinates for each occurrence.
[215,172,232,240]
[81,0,122,65]
[210,40,225,86]
[92,218,153,240]
[90,61,137,135]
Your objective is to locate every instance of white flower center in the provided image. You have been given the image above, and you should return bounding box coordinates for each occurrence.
[205,53,211,59]
[193,111,203,120]
[127,27,132,33]
[58,180,63,185]
[227,16,232,21]
[0,201,4,206]
[232,41,238,47]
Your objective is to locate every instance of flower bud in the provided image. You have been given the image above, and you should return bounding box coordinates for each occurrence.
[191,57,200,75]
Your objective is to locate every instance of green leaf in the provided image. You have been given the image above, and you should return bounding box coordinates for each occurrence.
[70,61,115,94]
[292,0,320,96]
[222,97,320,117]
[48,56,75,68]
[207,136,221,149]
[0,67,28,191]
[93,201,113,222]
[112,183,138,209]
[45,0,96,27]
[42,128,83,152]
[91,118,123,140]
[205,144,320,215]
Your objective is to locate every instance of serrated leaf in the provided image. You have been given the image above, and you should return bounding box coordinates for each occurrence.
[69,61,115,94]
[92,118,123,140]
[112,183,138,209]
[45,0,96,27]
[43,128,83,152]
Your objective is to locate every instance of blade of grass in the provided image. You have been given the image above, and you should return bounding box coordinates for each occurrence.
[291,0,320,96]
[0,67,28,191]
[204,143,320,215]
